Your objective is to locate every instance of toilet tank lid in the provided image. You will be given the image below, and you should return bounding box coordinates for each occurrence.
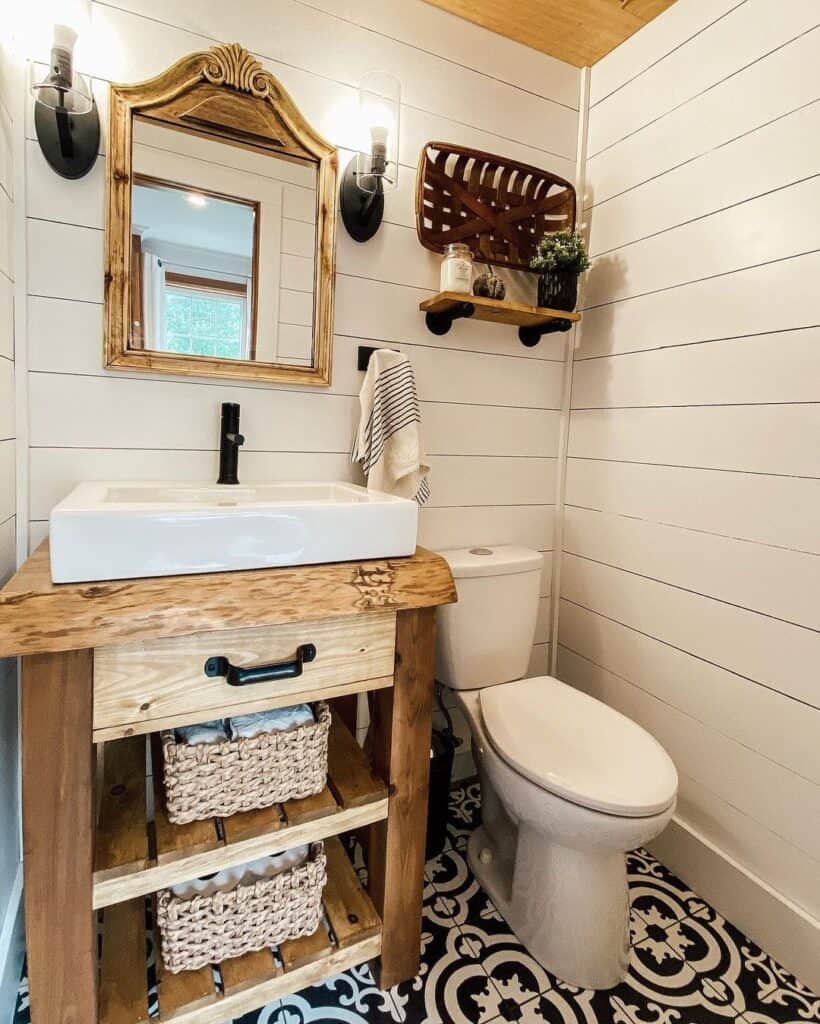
[437,545,542,579]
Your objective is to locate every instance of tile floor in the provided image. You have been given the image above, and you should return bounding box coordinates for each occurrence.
[14,783,820,1024]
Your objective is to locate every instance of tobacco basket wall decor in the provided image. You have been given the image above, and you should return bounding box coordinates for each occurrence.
[415,142,576,272]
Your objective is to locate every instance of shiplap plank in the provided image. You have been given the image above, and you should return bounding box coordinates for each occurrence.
[419,505,554,553]
[27,371,356,452]
[584,176,820,307]
[0,441,13,524]
[25,139,105,229]
[0,273,12,361]
[565,458,820,556]
[27,221,103,303]
[560,553,820,709]
[558,601,820,785]
[568,406,820,478]
[556,645,820,862]
[588,0,819,156]
[587,24,820,206]
[571,329,820,409]
[0,189,11,282]
[27,296,564,408]
[577,250,820,360]
[302,0,580,106]
[0,356,13,441]
[590,0,741,105]
[0,101,12,200]
[0,518,15,587]
[563,506,820,631]
[589,101,820,256]
[28,371,557,459]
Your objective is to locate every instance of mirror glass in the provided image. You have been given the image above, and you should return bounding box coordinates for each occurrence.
[129,119,318,367]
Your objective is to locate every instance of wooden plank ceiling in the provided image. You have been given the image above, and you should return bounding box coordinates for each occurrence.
[423,0,677,67]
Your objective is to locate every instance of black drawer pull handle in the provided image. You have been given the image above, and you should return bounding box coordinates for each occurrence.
[204,644,317,686]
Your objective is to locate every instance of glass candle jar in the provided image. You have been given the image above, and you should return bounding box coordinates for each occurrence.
[440,243,474,294]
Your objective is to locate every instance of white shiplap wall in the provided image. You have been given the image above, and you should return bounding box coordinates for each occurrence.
[20,1,580,777]
[558,0,820,990]
[0,34,22,1023]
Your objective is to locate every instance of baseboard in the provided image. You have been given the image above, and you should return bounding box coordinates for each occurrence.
[649,817,820,993]
[0,866,24,1024]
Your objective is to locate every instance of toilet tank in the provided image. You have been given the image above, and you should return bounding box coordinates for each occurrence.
[436,545,543,690]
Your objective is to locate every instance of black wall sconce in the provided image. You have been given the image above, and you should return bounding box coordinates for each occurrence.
[31,5,100,180]
[340,72,400,242]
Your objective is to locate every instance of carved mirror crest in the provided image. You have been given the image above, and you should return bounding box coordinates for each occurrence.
[105,43,338,385]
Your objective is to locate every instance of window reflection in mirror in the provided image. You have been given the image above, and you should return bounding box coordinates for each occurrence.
[131,178,258,359]
[129,119,318,367]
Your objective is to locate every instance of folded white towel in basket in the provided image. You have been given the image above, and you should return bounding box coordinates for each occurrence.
[228,704,314,739]
[170,846,310,900]
[352,348,430,505]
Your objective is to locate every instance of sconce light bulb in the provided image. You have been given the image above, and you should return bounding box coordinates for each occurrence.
[52,23,79,54]
[370,123,388,148]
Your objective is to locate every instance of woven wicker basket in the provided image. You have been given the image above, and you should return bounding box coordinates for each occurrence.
[161,702,331,824]
[156,843,327,972]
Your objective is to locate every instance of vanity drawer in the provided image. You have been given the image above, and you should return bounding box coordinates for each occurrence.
[93,612,396,739]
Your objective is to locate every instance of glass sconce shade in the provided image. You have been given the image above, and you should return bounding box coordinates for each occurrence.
[354,71,400,195]
[30,7,99,179]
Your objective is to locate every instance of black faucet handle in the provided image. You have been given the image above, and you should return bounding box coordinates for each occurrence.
[227,432,245,446]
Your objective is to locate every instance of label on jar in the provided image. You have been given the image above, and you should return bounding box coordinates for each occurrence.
[441,257,473,293]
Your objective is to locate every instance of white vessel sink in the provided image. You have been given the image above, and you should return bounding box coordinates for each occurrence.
[49,481,419,583]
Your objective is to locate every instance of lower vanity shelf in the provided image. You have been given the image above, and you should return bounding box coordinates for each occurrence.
[94,713,388,908]
[99,835,382,1023]
[94,713,387,1022]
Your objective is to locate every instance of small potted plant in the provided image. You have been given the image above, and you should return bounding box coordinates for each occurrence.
[530,228,589,312]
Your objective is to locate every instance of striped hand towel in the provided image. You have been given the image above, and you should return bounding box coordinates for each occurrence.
[352,349,430,505]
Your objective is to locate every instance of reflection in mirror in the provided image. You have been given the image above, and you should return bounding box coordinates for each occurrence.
[131,178,257,359]
[129,119,318,367]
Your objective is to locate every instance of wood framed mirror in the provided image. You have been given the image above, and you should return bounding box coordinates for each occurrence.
[104,43,338,385]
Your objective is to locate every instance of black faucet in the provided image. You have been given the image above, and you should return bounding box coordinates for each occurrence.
[217,402,245,485]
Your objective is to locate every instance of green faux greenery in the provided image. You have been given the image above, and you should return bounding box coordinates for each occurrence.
[530,229,590,274]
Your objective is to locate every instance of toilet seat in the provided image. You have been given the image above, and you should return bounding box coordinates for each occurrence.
[480,675,678,818]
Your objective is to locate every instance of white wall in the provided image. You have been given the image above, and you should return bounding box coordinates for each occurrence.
[558,0,820,990]
[0,33,23,1023]
[20,0,580,780]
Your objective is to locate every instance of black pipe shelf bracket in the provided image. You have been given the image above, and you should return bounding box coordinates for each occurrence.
[418,292,581,347]
[518,318,574,347]
[424,301,475,337]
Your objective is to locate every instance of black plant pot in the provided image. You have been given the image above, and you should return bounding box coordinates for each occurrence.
[538,270,578,312]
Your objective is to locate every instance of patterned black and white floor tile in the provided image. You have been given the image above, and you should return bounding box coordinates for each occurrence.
[13,783,820,1024]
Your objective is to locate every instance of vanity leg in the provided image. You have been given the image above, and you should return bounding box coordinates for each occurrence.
[368,607,436,990]
[22,650,97,1024]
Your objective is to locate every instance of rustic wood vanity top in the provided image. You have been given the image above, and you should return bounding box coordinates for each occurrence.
[0,541,456,657]
[1,542,457,1024]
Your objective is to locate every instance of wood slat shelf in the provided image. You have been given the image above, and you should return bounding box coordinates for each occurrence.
[419,290,581,346]
[94,716,388,910]
[99,836,381,1023]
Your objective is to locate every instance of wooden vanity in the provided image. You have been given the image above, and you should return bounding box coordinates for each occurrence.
[0,543,456,1024]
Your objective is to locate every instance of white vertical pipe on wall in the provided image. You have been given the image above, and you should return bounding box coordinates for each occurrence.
[549,65,590,675]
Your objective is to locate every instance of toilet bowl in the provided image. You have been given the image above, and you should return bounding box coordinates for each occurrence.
[436,546,678,990]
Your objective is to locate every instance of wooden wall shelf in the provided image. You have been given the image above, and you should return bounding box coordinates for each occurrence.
[99,836,381,1023]
[94,716,388,909]
[419,291,581,346]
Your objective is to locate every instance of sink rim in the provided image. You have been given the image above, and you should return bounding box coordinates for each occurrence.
[51,480,415,515]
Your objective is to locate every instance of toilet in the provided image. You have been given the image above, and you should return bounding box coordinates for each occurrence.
[436,545,678,990]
